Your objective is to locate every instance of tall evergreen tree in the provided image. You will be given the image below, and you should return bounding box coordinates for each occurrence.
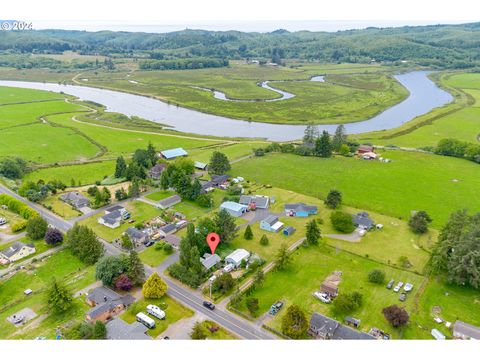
[142,272,168,299]
[208,151,231,175]
[306,219,321,246]
[244,225,253,240]
[115,156,127,178]
[332,125,348,152]
[275,244,292,270]
[315,131,332,157]
[127,250,146,286]
[325,189,342,209]
[45,278,73,314]
[214,209,237,244]
[66,224,104,265]
[303,124,319,147]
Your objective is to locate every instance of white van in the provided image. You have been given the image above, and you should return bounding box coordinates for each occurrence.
[146,304,166,320]
[136,312,156,328]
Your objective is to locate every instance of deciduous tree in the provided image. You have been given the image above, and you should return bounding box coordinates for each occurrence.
[281,305,308,339]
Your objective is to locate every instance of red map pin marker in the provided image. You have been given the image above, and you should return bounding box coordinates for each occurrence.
[206,232,220,254]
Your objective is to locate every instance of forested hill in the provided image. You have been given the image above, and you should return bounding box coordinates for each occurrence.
[1,22,480,68]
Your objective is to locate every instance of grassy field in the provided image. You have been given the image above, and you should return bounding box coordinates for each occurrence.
[145,190,175,202]
[228,187,434,272]
[0,249,95,339]
[120,296,194,338]
[0,86,65,105]
[23,161,117,186]
[73,63,407,125]
[198,320,238,340]
[234,245,426,339]
[232,151,480,228]
[79,200,161,242]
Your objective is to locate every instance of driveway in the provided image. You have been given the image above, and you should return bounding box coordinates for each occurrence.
[325,229,362,243]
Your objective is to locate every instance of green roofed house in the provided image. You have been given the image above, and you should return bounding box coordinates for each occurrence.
[220,201,248,217]
[160,148,188,160]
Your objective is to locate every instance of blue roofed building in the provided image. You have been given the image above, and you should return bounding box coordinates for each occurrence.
[160,148,188,160]
[220,201,248,217]
[285,203,318,217]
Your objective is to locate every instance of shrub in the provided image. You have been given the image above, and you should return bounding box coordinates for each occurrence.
[26,216,48,240]
[11,220,28,232]
[45,227,64,245]
[333,291,363,314]
[408,211,432,234]
[163,243,173,254]
[383,305,409,327]
[330,211,355,233]
[368,269,386,284]
[115,274,133,291]
[142,272,168,298]
[246,297,259,316]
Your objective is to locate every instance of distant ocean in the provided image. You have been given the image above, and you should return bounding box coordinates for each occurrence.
[30,20,469,33]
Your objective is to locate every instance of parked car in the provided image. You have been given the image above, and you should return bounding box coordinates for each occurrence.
[404,283,413,292]
[268,301,284,315]
[144,240,155,247]
[394,281,404,292]
[223,264,235,273]
[386,279,394,289]
[313,291,331,304]
[203,301,215,310]
[399,292,407,302]
[0,217,7,225]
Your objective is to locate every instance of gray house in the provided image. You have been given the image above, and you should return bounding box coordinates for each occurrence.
[157,195,181,209]
[239,195,270,209]
[308,312,375,340]
[126,227,148,244]
[200,253,221,270]
[60,192,90,208]
[106,318,152,340]
[353,212,374,230]
[149,163,167,180]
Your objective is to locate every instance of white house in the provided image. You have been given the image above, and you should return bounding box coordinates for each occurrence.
[225,249,250,268]
[0,242,36,264]
[98,211,122,229]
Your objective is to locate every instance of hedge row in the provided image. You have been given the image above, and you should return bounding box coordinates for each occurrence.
[0,194,39,220]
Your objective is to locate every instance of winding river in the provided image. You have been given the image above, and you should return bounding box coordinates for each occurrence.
[0,71,452,141]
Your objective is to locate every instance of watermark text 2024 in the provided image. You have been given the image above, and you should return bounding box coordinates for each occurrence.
[1,21,33,30]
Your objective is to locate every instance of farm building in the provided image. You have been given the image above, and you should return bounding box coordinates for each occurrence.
[157,194,181,209]
[308,313,375,340]
[260,215,284,232]
[194,161,208,171]
[160,148,188,160]
[357,145,374,154]
[211,174,231,187]
[239,195,270,210]
[159,223,177,237]
[353,212,374,230]
[106,318,152,340]
[220,201,248,217]
[453,320,480,340]
[283,226,296,236]
[285,203,318,217]
[60,192,90,208]
[225,249,250,268]
[0,241,36,264]
[200,253,221,270]
[85,287,135,323]
[149,163,167,179]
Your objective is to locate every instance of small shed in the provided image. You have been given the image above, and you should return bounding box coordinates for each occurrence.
[194,161,208,171]
[431,328,446,340]
[283,226,296,236]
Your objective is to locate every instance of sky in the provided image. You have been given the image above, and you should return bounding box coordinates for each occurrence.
[2,0,479,32]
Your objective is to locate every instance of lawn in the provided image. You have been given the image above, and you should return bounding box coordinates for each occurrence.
[139,246,172,267]
[120,296,194,338]
[79,200,162,242]
[198,320,238,340]
[189,142,259,163]
[232,151,480,228]
[0,249,95,339]
[145,190,175,202]
[228,186,434,272]
[41,194,82,219]
[23,160,117,186]
[233,245,426,339]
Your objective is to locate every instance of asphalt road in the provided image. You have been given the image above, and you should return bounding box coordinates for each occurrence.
[0,183,276,339]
